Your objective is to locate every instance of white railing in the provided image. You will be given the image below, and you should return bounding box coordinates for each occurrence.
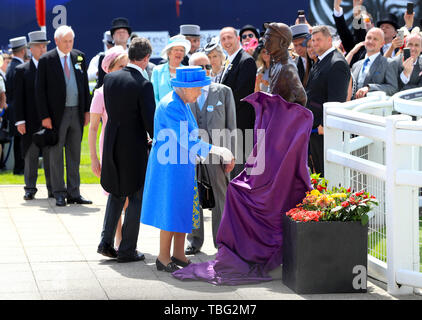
[324,89,422,295]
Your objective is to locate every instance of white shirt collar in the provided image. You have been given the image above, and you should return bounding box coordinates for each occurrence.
[127,63,149,80]
[364,52,380,63]
[228,47,242,63]
[56,47,69,59]
[318,46,336,61]
[32,56,39,68]
[14,56,24,64]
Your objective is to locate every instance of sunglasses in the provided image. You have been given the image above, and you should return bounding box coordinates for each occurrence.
[198,64,212,70]
[241,34,255,40]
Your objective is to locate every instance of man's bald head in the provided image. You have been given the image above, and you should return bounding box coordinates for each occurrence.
[365,27,385,55]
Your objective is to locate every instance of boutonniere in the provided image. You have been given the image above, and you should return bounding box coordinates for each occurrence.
[227,63,233,71]
[77,55,83,63]
[74,63,82,71]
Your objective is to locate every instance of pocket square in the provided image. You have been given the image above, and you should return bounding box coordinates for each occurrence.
[216,101,223,106]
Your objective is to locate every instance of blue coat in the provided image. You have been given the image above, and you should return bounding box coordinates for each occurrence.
[141,91,211,233]
[151,62,180,106]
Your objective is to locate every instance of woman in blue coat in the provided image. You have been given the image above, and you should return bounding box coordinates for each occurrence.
[141,66,235,272]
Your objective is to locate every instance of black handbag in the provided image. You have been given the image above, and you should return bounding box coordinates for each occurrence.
[197,162,215,209]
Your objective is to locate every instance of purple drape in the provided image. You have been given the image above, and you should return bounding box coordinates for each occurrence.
[172,92,313,285]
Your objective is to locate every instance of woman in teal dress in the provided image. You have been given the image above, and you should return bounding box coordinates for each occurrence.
[141,66,235,272]
[150,35,191,105]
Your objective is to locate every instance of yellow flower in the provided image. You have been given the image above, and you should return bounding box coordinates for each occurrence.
[331,193,347,199]
[310,190,320,197]
[77,55,83,62]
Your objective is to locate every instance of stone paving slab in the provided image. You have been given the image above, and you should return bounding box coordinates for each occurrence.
[0,184,421,300]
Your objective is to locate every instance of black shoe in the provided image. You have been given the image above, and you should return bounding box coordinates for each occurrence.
[156,259,180,272]
[48,192,54,199]
[117,251,145,263]
[97,244,118,258]
[171,256,191,268]
[67,195,92,205]
[23,192,35,200]
[55,195,66,207]
[185,246,200,255]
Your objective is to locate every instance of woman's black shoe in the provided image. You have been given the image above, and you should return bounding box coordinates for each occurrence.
[171,256,191,268]
[156,259,180,272]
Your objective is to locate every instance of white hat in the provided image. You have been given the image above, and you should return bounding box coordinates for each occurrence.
[160,35,191,59]
[9,36,27,50]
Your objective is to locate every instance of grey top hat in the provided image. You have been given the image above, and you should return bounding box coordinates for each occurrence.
[9,36,27,50]
[180,24,200,37]
[290,24,310,40]
[102,31,113,45]
[28,31,50,45]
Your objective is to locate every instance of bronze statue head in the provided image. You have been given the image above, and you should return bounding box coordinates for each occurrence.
[262,22,292,58]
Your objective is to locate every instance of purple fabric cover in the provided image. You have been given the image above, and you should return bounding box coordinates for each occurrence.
[172,92,313,285]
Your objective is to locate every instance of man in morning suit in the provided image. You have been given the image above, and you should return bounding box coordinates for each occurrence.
[6,36,28,175]
[391,33,422,91]
[35,25,92,207]
[290,24,310,84]
[306,25,351,177]
[352,28,398,99]
[97,37,155,263]
[219,27,257,179]
[185,52,237,255]
[14,31,52,200]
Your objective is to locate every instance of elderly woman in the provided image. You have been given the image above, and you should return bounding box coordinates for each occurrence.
[151,35,191,105]
[88,45,128,248]
[204,38,226,82]
[141,66,235,272]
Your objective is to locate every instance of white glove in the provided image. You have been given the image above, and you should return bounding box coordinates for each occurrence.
[209,145,234,164]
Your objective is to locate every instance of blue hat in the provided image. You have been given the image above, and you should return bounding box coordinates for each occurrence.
[171,66,211,88]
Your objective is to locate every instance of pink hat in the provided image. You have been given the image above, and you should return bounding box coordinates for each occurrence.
[101,45,127,73]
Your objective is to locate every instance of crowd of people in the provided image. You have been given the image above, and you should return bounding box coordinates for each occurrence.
[0,0,421,271]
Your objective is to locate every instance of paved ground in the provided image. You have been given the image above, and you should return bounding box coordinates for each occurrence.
[0,184,421,300]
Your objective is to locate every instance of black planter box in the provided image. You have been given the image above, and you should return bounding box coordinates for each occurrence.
[282,215,368,294]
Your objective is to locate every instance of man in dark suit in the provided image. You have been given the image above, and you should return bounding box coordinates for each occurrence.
[6,36,28,175]
[391,33,422,91]
[97,37,155,263]
[14,31,52,200]
[219,27,257,178]
[35,25,91,207]
[306,25,351,177]
[290,24,310,84]
[352,28,398,99]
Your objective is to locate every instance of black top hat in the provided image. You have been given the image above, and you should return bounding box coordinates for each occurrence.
[239,25,260,40]
[376,13,399,30]
[110,17,132,36]
[32,128,58,148]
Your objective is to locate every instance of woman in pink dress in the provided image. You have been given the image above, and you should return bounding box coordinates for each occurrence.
[88,46,128,249]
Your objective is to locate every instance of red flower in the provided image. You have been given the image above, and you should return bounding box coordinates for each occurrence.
[311,179,317,184]
[371,195,376,199]
[347,188,351,193]
[356,191,364,197]
[341,201,349,207]
[317,185,324,192]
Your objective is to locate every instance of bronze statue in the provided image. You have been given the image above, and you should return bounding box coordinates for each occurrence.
[263,22,307,106]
